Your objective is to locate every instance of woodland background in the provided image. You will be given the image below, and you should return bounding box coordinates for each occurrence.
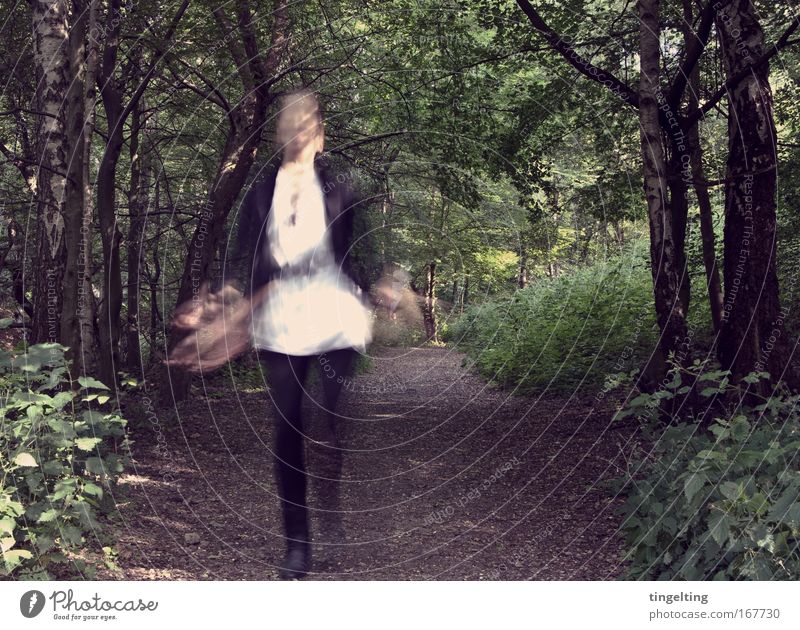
[1,0,799,580]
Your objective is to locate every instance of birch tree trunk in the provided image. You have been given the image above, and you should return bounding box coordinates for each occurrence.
[423,261,437,341]
[715,0,798,392]
[31,0,70,346]
[637,0,688,372]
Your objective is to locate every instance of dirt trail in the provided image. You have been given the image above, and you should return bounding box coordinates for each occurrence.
[99,346,640,580]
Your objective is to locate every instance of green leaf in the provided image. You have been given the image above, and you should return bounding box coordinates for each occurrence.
[37,509,58,523]
[74,503,99,530]
[34,535,55,554]
[78,376,109,390]
[718,481,741,501]
[730,416,751,441]
[710,424,730,440]
[2,548,32,571]
[0,499,24,517]
[13,453,37,467]
[708,511,733,546]
[698,369,730,382]
[50,391,74,410]
[11,344,67,373]
[83,483,103,498]
[665,370,682,390]
[52,479,78,501]
[0,518,15,536]
[41,460,65,476]
[82,410,105,426]
[679,558,701,580]
[84,457,106,475]
[61,525,83,546]
[785,503,800,524]
[74,437,102,452]
[43,366,68,390]
[629,393,653,407]
[684,473,707,502]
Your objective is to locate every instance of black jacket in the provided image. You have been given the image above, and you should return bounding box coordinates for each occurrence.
[230,158,363,295]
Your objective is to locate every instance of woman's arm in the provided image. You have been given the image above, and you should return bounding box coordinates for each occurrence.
[225,170,278,295]
[317,161,374,290]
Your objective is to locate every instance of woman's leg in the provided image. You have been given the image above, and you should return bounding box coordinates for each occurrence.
[259,350,312,575]
[311,348,356,545]
[316,347,356,421]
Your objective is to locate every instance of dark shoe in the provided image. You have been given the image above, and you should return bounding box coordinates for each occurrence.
[278,541,310,580]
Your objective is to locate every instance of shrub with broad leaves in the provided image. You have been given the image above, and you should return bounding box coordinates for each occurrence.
[612,360,800,580]
[0,335,130,579]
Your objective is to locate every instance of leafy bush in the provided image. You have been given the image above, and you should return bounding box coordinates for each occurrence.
[451,245,657,393]
[0,341,130,579]
[613,362,800,580]
[449,239,715,394]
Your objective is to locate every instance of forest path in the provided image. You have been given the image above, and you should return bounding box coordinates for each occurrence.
[101,346,640,580]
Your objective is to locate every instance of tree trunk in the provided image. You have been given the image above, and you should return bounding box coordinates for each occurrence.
[688,100,724,335]
[546,187,558,279]
[78,0,99,372]
[96,0,189,388]
[666,141,691,321]
[31,0,70,346]
[422,261,437,341]
[682,0,724,335]
[381,169,392,266]
[636,0,689,376]
[125,95,149,374]
[61,0,98,377]
[613,220,624,247]
[95,0,126,387]
[715,0,798,392]
[148,176,163,358]
[163,0,289,403]
[95,116,125,388]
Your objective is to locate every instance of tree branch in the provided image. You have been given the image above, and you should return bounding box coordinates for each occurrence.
[326,130,409,156]
[515,0,639,108]
[119,0,191,124]
[667,0,720,107]
[686,13,800,125]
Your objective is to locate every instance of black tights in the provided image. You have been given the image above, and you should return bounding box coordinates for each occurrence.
[259,348,355,545]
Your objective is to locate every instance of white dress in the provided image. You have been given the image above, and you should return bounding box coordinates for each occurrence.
[251,165,373,355]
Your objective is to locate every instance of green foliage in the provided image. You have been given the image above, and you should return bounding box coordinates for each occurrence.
[0,343,130,579]
[612,363,800,580]
[450,241,665,393]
